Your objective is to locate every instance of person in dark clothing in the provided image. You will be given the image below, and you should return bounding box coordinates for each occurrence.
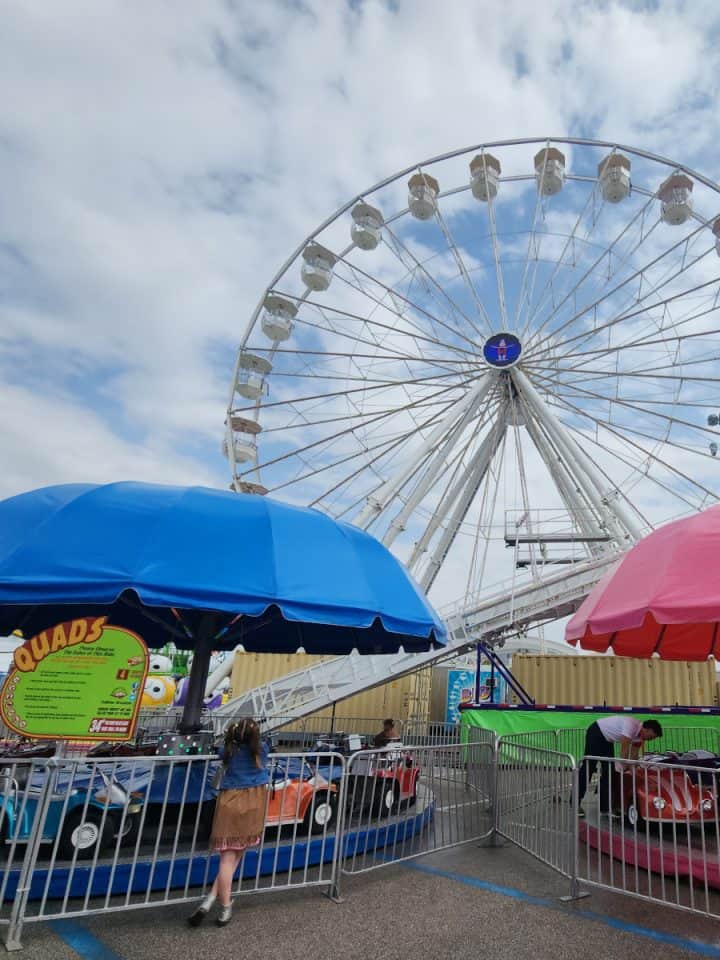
[373,718,398,748]
[577,716,662,816]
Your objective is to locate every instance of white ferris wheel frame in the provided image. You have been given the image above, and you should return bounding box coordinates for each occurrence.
[227,136,720,602]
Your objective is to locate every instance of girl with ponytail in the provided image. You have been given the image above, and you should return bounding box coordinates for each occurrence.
[188,718,269,928]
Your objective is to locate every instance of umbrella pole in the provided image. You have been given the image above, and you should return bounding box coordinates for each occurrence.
[179,619,216,733]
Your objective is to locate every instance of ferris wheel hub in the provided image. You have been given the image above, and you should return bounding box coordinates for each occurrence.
[482,332,523,369]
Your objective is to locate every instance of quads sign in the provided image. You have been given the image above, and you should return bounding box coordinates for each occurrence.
[0,617,149,741]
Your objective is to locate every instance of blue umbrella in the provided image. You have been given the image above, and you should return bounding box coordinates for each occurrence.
[0,483,446,727]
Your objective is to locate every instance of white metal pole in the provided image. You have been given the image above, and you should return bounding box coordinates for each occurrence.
[355,373,496,529]
[512,369,641,542]
[419,411,508,591]
[408,408,507,574]
[382,375,496,547]
[521,404,608,550]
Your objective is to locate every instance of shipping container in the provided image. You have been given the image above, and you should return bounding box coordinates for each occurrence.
[229,652,431,726]
[510,654,718,707]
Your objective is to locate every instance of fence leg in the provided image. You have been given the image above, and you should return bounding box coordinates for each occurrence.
[323,765,346,904]
[5,762,58,952]
[478,737,504,848]
[559,767,589,902]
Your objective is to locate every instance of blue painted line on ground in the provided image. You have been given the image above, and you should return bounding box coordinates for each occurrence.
[49,920,124,960]
[403,861,720,959]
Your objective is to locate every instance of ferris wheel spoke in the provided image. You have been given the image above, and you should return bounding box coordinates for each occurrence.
[240,377,473,480]
[542,387,719,500]
[355,373,497,530]
[529,218,716,358]
[331,262,464,367]
[533,364,720,386]
[528,271,720,367]
[277,388,472,502]
[548,252,719,363]
[381,223,490,346]
[231,369,470,419]
[331,251,484,353]
[519,181,610,338]
[526,312,720,368]
[526,190,661,345]
[331,396,501,522]
[291,296,478,361]
[542,400,703,513]
[431,201,495,338]
[530,369,718,440]
[261,392,460,435]
[250,345,471,369]
[311,391,499,516]
[381,382,501,547]
[484,188,510,330]
[512,149,553,331]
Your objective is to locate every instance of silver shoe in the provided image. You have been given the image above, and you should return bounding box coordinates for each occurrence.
[216,904,232,927]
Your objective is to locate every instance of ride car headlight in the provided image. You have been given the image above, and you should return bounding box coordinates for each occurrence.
[702,799,713,811]
[652,798,666,810]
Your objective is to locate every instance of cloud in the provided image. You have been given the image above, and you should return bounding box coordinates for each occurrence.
[2,0,720,619]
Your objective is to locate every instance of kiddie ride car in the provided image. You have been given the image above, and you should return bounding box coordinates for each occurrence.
[266,757,338,834]
[621,755,716,829]
[310,736,419,817]
[0,764,143,861]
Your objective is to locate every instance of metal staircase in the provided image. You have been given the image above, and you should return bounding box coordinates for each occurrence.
[215,556,615,731]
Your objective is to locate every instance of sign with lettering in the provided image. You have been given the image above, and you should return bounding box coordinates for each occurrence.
[0,618,149,741]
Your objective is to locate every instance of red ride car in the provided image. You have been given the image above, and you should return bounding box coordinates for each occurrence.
[621,757,715,828]
[348,742,419,816]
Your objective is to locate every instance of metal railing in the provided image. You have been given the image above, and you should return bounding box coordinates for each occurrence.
[340,739,495,876]
[3,723,720,948]
[0,750,347,950]
[495,739,578,889]
[577,754,720,920]
[502,725,720,763]
[0,731,493,950]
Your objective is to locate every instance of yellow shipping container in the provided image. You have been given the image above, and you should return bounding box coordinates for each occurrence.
[229,652,430,725]
[511,655,718,707]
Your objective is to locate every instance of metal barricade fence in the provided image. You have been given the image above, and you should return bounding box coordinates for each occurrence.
[500,729,560,753]
[577,754,720,920]
[340,740,495,876]
[403,720,462,748]
[495,739,578,890]
[1,750,346,950]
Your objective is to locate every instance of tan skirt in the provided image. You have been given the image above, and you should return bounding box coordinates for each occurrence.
[211,785,266,853]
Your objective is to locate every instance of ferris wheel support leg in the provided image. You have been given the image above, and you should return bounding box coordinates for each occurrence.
[417,412,509,591]
[512,369,642,544]
[355,373,496,531]
[409,410,507,575]
[522,409,607,550]
[382,375,497,548]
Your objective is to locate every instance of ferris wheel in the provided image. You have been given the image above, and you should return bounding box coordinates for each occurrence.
[226,138,720,610]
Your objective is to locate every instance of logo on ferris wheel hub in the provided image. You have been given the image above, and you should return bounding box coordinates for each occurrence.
[483,333,522,368]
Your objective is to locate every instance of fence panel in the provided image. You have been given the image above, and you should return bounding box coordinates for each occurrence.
[341,740,494,876]
[3,750,346,949]
[496,739,577,882]
[577,755,720,920]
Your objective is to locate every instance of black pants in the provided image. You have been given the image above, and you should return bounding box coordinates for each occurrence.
[577,721,615,811]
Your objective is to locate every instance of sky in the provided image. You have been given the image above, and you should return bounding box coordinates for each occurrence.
[2,0,720,631]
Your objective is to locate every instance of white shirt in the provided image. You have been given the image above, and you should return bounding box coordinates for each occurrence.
[597,716,643,743]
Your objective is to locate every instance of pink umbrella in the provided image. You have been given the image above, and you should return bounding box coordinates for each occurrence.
[566,506,720,660]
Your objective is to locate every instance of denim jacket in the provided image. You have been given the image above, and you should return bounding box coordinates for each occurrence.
[219,740,270,790]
